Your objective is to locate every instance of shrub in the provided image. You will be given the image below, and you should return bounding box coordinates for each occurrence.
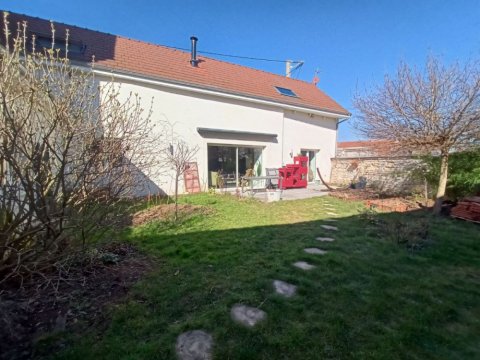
[421,149,480,200]
[0,13,162,287]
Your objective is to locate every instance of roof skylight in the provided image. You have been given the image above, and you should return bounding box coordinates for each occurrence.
[275,86,297,97]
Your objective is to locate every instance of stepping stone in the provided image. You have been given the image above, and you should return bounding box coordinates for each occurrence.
[176,330,213,360]
[231,304,266,327]
[292,261,316,270]
[316,237,335,242]
[273,280,297,298]
[304,248,327,255]
[321,225,338,231]
[324,219,338,222]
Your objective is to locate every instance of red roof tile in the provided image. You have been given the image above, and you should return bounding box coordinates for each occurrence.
[337,140,393,149]
[2,11,349,116]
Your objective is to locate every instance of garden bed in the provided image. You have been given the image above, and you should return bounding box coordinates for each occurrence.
[0,243,152,360]
[132,204,212,226]
[329,188,426,212]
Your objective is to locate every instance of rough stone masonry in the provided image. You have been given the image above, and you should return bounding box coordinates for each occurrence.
[330,156,422,195]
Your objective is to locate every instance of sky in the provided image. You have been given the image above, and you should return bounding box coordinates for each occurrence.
[2,0,479,141]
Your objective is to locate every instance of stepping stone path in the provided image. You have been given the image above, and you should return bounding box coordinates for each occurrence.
[316,236,335,242]
[292,261,316,270]
[179,203,345,351]
[321,224,338,231]
[176,330,213,360]
[304,247,327,255]
[273,280,297,298]
[231,304,266,327]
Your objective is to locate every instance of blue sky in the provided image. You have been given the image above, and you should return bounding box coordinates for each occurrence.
[2,0,479,141]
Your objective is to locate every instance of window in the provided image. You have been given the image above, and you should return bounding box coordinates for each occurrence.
[275,86,297,97]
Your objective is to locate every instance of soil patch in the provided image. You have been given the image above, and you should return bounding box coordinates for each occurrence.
[132,204,212,227]
[329,189,431,212]
[0,242,153,360]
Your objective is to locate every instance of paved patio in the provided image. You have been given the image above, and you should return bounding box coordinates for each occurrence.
[243,184,329,202]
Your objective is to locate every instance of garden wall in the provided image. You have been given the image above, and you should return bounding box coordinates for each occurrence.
[330,156,422,195]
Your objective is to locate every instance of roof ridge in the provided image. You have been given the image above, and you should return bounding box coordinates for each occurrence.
[2,10,349,116]
[1,9,317,88]
[1,9,122,38]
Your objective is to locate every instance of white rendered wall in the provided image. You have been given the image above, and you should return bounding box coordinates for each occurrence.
[98,76,339,195]
[282,110,337,181]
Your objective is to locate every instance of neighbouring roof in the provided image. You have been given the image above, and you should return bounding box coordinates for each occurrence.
[337,140,394,149]
[1,11,350,117]
[337,140,411,158]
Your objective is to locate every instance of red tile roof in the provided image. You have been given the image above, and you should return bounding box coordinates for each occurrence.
[337,140,393,149]
[1,11,349,116]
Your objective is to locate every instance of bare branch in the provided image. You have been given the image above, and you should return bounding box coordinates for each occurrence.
[354,56,480,213]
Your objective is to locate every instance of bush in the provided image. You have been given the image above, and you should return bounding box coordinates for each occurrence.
[420,149,480,200]
[0,14,162,287]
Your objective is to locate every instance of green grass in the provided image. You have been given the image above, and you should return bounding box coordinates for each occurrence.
[51,194,479,359]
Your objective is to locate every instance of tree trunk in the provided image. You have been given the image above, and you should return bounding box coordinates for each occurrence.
[433,152,449,215]
[174,170,179,221]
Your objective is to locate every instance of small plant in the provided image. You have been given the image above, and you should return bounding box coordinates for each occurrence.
[99,252,121,265]
[382,216,430,252]
[162,139,199,221]
[359,206,380,225]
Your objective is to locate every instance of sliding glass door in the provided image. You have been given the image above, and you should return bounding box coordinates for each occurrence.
[208,145,263,188]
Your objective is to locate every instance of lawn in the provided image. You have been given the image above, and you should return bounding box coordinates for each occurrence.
[51,193,479,359]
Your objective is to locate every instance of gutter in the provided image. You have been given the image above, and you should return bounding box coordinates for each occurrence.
[92,67,350,119]
[334,117,351,159]
[336,118,350,128]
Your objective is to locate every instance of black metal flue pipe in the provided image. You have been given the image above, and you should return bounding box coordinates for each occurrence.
[190,36,198,67]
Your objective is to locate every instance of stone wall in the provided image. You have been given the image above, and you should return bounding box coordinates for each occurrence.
[330,156,422,195]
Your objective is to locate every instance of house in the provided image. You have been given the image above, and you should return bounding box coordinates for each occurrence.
[3,11,350,195]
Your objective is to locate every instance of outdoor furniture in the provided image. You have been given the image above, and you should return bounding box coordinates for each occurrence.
[265,168,279,189]
[242,175,283,197]
[209,171,219,188]
[215,172,236,188]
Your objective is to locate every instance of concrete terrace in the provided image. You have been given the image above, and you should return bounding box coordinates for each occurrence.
[239,184,329,202]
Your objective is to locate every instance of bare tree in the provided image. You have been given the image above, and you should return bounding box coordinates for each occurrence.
[162,139,199,221]
[0,14,164,286]
[354,56,480,214]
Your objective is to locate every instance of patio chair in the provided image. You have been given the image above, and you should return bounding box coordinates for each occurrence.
[266,168,279,189]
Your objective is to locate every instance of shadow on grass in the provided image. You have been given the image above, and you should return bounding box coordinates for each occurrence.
[50,201,480,360]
